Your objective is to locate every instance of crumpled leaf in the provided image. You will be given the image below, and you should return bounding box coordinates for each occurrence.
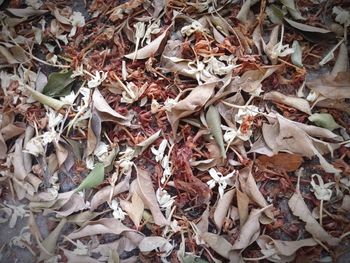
[76,163,104,192]
[125,28,169,60]
[136,168,169,226]
[256,235,317,262]
[288,191,340,246]
[43,70,75,97]
[264,91,311,114]
[167,82,217,133]
[308,113,341,131]
[206,105,226,159]
[62,249,100,263]
[134,130,161,156]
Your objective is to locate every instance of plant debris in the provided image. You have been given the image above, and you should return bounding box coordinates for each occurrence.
[0,0,349,262]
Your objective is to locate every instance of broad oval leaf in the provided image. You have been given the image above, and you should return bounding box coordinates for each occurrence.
[43,70,75,97]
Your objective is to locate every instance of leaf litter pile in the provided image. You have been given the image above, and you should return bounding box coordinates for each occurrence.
[0,0,350,262]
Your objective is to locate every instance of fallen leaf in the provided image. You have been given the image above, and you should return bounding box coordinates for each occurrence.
[138,236,173,256]
[257,153,303,172]
[201,232,234,259]
[125,28,169,60]
[93,88,129,124]
[307,72,350,100]
[236,188,249,226]
[43,70,75,97]
[76,163,104,192]
[264,91,311,115]
[67,218,141,240]
[39,218,67,261]
[288,191,340,246]
[206,105,226,159]
[239,165,274,219]
[90,178,130,210]
[136,168,169,226]
[308,113,341,131]
[25,85,67,111]
[256,235,317,262]
[214,189,235,230]
[120,193,144,228]
[284,18,331,33]
[6,7,48,18]
[167,82,217,133]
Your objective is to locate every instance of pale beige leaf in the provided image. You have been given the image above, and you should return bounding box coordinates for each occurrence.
[239,165,274,219]
[93,89,129,123]
[288,192,340,246]
[167,82,217,133]
[62,249,101,263]
[236,188,249,226]
[120,193,144,228]
[232,206,272,250]
[90,178,130,210]
[138,236,173,255]
[264,91,311,115]
[214,189,235,230]
[125,29,169,60]
[67,218,140,240]
[136,168,169,226]
[201,232,234,259]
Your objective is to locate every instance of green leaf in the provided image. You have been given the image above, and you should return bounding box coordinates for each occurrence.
[43,70,75,97]
[182,255,209,263]
[76,163,104,192]
[308,113,341,131]
[291,40,303,67]
[206,105,226,159]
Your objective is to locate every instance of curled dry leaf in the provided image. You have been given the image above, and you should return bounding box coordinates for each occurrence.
[236,188,249,226]
[93,88,129,124]
[239,165,274,219]
[288,191,340,246]
[167,82,217,133]
[136,168,169,226]
[213,189,235,230]
[125,28,169,60]
[264,91,311,115]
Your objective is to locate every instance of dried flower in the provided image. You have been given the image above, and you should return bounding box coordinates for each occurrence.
[87,71,108,88]
[69,12,85,37]
[151,139,168,162]
[207,168,235,198]
[110,199,126,220]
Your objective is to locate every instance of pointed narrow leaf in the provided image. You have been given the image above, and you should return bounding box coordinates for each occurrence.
[76,163,104,192]
[206,105,226,159]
